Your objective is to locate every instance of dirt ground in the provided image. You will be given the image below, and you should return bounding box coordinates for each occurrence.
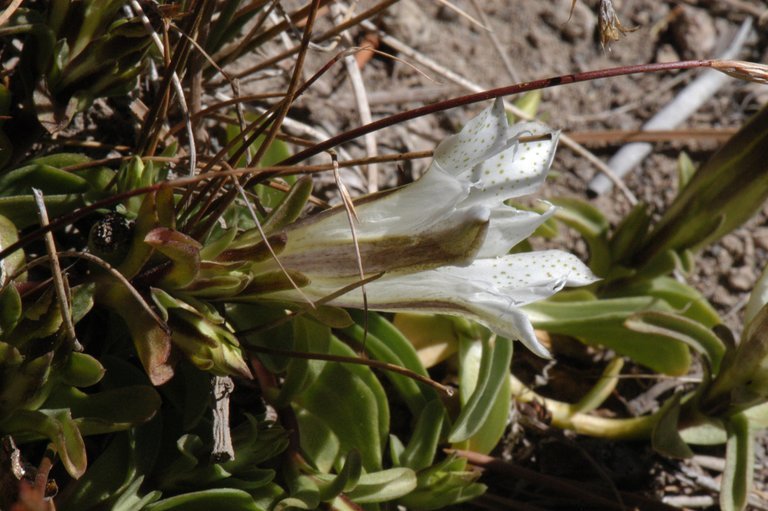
[274,0,768,508]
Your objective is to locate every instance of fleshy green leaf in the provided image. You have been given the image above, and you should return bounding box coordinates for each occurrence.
[721,413,754,511]
[144,489,265,511]
[292,335,389,472]
[525,297,691,375]
[625,311,726,374]
[651,393,693,458]
[449,336,513,443]
[344,468,417,504]
[399,399,447,470]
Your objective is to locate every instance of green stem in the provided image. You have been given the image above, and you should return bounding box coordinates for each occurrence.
[510,375,659,440]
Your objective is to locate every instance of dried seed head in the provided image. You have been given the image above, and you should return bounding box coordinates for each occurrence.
[598,0,637,49]
[712,60,768,85]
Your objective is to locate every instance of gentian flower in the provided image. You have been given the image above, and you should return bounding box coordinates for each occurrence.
[255,98,597,357]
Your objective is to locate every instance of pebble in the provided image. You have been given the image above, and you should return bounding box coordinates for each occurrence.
[753,227,768,252]
[728,266,755,292]
[382,0,433,48]
[720,234,745,260]
[671,6,717,60]
[716,249,733,270]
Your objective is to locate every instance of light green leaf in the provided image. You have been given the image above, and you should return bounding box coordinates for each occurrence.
[625,311,726,374]
[526,297,691,375]
[721,413,754,511]
[343,314,436,416]
[651,393,693,458]
[677,151,696,189]
[344,468,417,504]
[292,335,389,472]
[449,336,513,443]
[400,399,447,470]
[145,489,265,511]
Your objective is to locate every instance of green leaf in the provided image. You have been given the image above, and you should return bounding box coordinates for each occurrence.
[677,151,697,189]
[625,311,726,374]
[510,90,541,121]
[396,456,485,510]
[449,336,513,443]
[94,273,174,385]
[145,489,265,511]
[392,312,461,369]
[652,393,693,458]
[343,314,437,416]
[0,162,89,195]
[570,357,624,415]
[609,275,721,327]
[117,188,170,279]
[1,408,87,478]
[292,335,389,472]
[680,418,727,445]
[609,202,651,265]
[59,352,105,387]
[549,197,611,275]
[0,285,22,334]
[636,104,768,262]
[111,476,161,511]
[273,317,329,406]
[525,297,691,375]
[316,449,362,500]
[43,384,161,436]
[399,399,447,470]
[721,413,754,511]
[0,194,86,229]
[745,263,768,328]
[0,352,53,417]
[262,176,313,234]
[144,227,202,288]
[57,432,139,511]
[344,468,417,504]
[0,214,25,285]
[705,303,768,414]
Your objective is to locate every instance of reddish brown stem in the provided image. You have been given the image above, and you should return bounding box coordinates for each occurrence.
[279,60,715,166]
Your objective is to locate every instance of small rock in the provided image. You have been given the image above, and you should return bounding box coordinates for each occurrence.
[721,234,745,260]
[729,266,755,292]
[539,0,596,43]
[655,44,680,64]
[671,6,717,59]
[381,0,433,48]
[716,249,733,270]
[753,227,768,252]
[435,4,458,22]
[712,286,733,306]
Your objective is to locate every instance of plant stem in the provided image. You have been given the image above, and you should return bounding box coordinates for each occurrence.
[510,375,659,440]
[279,60,717,166]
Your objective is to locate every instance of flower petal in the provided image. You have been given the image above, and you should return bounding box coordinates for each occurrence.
[278,205,490,277]
[476,204,556,258]
[282,164,467,247]
[264,250,596,357]
[433,98,509,175]
[463,122,560,208]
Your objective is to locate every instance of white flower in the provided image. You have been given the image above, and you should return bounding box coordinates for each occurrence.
[256,98,597,357]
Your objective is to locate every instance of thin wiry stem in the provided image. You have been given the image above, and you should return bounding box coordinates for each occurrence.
[32,189,82,351]
[246,343,452,396]
[130,1,197,175]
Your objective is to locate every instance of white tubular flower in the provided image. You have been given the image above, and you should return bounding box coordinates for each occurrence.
[257,98,597,357]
